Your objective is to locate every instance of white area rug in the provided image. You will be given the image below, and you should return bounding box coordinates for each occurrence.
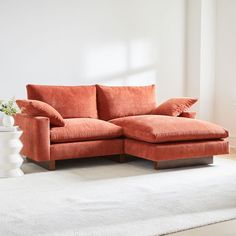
[1,157,236,236]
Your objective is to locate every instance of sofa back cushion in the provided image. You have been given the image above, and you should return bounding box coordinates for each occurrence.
[96,84,156,120]
[27,84,97,118]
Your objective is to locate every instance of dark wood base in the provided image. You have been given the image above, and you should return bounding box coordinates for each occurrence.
[26,158,56,171]
[153,156,213,170]
[107,154,128,163]
[25,156,213,171]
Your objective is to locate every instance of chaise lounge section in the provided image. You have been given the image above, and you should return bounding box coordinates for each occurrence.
[110,115,228,169]
[15,84,229,170]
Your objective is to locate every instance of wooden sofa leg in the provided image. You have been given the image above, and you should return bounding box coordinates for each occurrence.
[119,154,127,163]
[153,157,213,170]
[153,161,158,170]
[107,154,128,163]
[47,160,56,171]
[26,158,56,171]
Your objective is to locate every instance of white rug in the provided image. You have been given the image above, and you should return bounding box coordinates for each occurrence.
[1,157,236,236]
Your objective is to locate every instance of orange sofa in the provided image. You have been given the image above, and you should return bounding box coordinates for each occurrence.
[15,84,229,170]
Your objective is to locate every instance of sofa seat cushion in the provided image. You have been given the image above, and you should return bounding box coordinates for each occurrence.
[110,115,228,143]
[50,118,123,143]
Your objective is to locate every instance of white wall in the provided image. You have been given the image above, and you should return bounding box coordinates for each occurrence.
[185,0,201,113]
[185,0,216,121]
[0,0,186,102]
[199,0,216,121]
[215,0,236,146]
[185,0,236,145]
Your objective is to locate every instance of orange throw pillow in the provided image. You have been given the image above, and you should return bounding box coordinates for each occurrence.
[151,97,197,117]
[179,111,197,119]
[16,100,65,127]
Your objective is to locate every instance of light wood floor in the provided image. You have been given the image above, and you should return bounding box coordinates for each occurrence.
[169,150,236,236]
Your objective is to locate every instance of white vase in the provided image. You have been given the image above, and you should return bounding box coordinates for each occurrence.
[2,115,14,127]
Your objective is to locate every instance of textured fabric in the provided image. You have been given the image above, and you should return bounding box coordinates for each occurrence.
[50,118,123,143]
[179,111,196,119]
[14,114,50,161]
[27,84,97,118]
[110,115,228,143]
[16,99,65,127]
[51,139,123,160]
[96,84,156,120]
[125,138,229,161]
[151,97,197,116]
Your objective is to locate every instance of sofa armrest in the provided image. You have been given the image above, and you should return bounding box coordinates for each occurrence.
[14,113,50,161]
[178,112,196,119]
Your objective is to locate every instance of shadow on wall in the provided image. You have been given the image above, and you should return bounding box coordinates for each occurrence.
[82,39,159,86]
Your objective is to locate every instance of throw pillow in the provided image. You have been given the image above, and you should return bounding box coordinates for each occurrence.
[16,99,65,127]
[151,97,197,117]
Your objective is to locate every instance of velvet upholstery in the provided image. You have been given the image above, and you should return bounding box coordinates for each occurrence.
[96,84,156,120]
[50,118,123,143]
[151,97,197,116]
[125,138,229,161]
[14,114,50,161]
[51,139,124,160]
[27,84,97,118]
[110,115,228,143]
[16,99,65,127]
[179,111,197,119]
[16,84,229,169]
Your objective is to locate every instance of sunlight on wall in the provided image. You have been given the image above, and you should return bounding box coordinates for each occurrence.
[84,43,127,78]
[0,0,186,100]
[101,77,126,86]
[126,70,156,86]
[84,39,158,86]
[96,69,157,87]
[129,40,156,70]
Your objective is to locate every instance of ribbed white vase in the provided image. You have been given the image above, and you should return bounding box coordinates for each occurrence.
[2,115,14,127]
[0,131,24,178]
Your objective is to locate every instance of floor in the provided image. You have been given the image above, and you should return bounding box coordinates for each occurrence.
[169,219,236,236]
[18,151,236,236]
[169,150,236,236]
